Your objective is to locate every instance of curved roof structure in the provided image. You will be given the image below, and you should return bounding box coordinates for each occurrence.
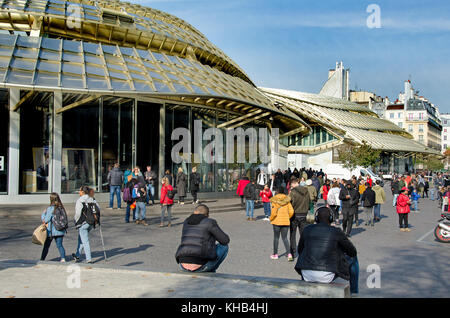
[0,0,252,83]
[0,0,309,136]
[259,87,441,155]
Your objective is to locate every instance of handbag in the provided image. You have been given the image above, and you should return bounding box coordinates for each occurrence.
[306,212,315,224]
[32,224,47,245]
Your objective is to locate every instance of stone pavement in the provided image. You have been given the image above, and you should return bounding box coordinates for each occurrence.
[0,185,449,298]
[0,260,348,298]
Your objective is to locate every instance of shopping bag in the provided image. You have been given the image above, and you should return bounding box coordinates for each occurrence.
[32,224,47,245]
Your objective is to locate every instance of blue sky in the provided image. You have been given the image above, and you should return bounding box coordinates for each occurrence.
[143,0,450,112]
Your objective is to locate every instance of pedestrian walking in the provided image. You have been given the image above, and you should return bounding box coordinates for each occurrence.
[397,187,411,232]
[339,181,360,237]
[133,181,148,226]
[392,177,400,207]
[269,187,294,261]
[243,180,257,220]
[40,193,68,262]
[160,177,174,227]
[176,167,187,205]
[327,182,341,226]
[411,189,420,212]
[361,183,376,227]
[190,166,201,204]
[236,176,250,207]
[123,175,137,223]
[372,180,386,222]
[306,179,317,215]
[259,184,273,220]
[72,186,99,263]
[288,177,310,258]
[107,163,123,209]
[322,179,331,204]
[145,165,157,205]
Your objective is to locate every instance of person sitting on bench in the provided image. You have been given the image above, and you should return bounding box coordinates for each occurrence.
[176,204,230,273]
[294,206,359,295]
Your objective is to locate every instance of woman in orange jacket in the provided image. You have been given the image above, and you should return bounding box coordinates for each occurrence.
[269,187,294,261]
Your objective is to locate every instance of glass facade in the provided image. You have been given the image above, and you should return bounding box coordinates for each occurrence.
[61,95,99,193]
[19,91,53,194]
[287,126,336,147]
[0,89,8,194]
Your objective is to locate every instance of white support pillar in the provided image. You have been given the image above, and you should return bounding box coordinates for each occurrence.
[8,88,20,196]
[52,91,62,193]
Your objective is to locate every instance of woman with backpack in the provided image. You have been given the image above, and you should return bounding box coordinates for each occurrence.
[40,193,67,262]
[72,186,99,263]
[160,177,174,227]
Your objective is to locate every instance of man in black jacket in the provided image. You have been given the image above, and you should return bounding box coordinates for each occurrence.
[176,204,230,273]
[391,177,400,207]
[243,180,257,221]
[289,177,311,260]
[339,180,360,237]
[294,206,359,295]
[361,182,376,227]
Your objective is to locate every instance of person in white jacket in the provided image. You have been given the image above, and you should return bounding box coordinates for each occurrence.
[72,186,100,263]
[327,182,341,226]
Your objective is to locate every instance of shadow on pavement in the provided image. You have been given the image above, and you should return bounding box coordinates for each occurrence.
[0,259,39,271]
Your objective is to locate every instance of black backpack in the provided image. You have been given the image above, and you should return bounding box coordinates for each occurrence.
[81,202,101,228]
[52,206,68,231]
[167,188,177,199]
[243,183,253,199]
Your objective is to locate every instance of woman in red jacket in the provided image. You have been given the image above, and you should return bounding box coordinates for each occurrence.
[160,177,174,227]
[236,177,250,207]
[396,187,411,232]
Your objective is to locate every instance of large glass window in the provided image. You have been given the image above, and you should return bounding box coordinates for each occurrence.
[0,89,9,194]
[19,91,52,194]
[61,95,99,193]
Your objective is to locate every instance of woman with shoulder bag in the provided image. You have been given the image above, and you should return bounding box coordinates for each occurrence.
[40,193,67,262]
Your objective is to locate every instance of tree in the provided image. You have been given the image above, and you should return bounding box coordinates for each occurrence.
[337,141,382,174]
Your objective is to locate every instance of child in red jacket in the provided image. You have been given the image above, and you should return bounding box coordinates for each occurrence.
[260,184,273,220]
[396,187,411,232]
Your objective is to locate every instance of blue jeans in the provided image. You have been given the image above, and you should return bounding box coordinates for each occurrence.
[146,184,155,204]
[430,189,435,201]
[393,194,399,207]
[373,204,381,219]
[135,202,146,220]
[110,185,121,208]
[180,244,229,273]
[413,200,418,211]
[76,223,92,261]
[263,202,271,217]
[161,205,172,224]
[125,202,136,222]
[246,200,254,218]
[346,255,359,294]
[41,236,65,260]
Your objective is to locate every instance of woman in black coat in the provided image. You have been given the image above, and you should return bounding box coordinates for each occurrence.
[190,166,201,204]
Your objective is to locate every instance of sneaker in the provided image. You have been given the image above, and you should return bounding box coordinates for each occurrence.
[168,223,172,228]
[107,207,113,210]
[405,228,411,232]
[135,220,141,224]
[141,221,149,226]
[159,223,164,227]
[251,218,257,221]
[247,217,251,221]
[72,253,80,262]
[60,259,66,263]
[86,260,94,264]
[400,228,406,232]
[270,254,279,260]
[263,217,270,221]
[287,254,294,261]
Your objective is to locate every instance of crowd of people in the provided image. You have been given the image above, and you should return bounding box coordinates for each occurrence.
[36,163,449,297]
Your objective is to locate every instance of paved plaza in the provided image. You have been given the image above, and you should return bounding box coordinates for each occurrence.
[0,185,449,298]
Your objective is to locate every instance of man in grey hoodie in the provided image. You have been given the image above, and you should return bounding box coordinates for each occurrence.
[72,186,100,263]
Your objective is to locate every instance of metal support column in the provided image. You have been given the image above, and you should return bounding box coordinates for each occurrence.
[8,88,20,196]
[52,91,62,193]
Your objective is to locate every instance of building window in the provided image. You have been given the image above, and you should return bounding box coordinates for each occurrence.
[419,124,424,132]
[19,91,53,194]
[445,128,447,133]
[445,136,447,141]
[408,113,413,120]
[0,89,8,194]
[408,124,413,132]
[419,113,424,120]
[419,135,424,141]
[61,95,99,193]
[398,112,402,118]
[390,113,394,119]
[444,144,447,149]
[398,122,403,128]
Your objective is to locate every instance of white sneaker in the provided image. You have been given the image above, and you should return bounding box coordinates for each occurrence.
[60,259,66,263]
[263,217,270,221]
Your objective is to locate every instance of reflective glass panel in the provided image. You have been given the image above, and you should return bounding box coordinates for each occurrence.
[37,60,59,72]
[62,62,83,74]
[7,69,33,84]
[35,72,59,86]
[87,77,109,90]
[61,74,84,88]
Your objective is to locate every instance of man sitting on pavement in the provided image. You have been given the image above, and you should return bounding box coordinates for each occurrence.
[176,204,230,273]
[294,206,359,295]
